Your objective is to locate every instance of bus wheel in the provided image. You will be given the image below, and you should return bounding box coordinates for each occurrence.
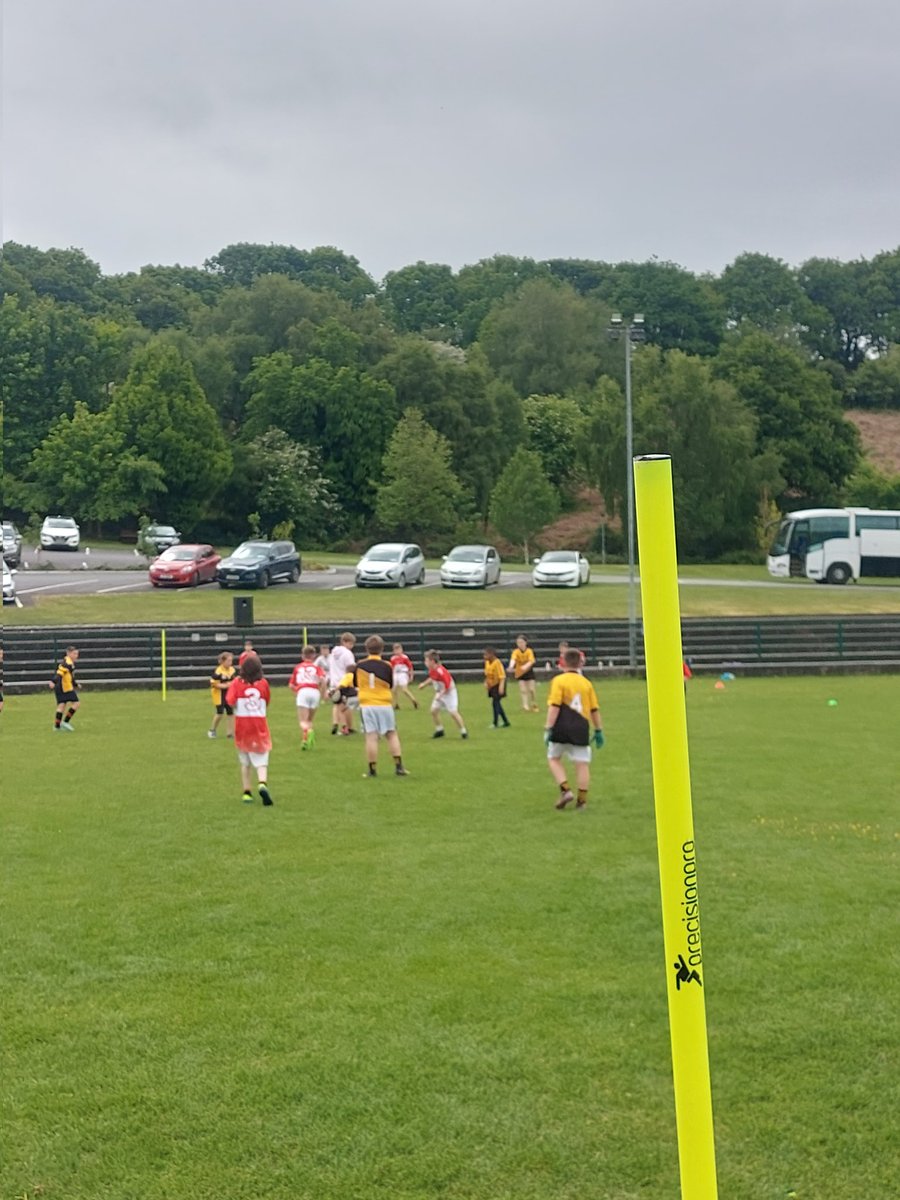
[826,562,852,585]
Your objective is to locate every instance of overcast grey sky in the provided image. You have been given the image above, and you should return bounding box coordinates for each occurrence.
[2,0,898,281]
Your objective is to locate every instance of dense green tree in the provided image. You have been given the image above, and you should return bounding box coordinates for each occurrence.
[797,256,884,369]
[381,262,459,336]
[243,428,341,542]
[714,332,859,505]
[848,344,900,409]
[204,243,375,305]
[522,394,585,498]
[375,409,467,543]
[716,252,815,336]
[1,242,102,308]
[456,255,551,344]
[606,260,724,357]
[101,264,225,330]
[843,460,900,508]
[477,279,603,397]
[109,343,231,528]
[489,448,560,562]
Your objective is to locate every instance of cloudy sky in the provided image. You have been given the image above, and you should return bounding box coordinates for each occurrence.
[2,0,898,281]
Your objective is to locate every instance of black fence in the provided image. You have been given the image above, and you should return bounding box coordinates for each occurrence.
[5,616,900,693]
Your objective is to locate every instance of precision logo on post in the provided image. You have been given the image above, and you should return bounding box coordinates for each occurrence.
[679,839,703,978]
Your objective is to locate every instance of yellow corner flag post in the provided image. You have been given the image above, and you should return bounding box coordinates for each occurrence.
[633,455,718,1199]
[161,628,167,702]
[303,625,308,648]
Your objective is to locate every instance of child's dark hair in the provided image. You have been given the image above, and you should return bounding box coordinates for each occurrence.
[424,649,441,663]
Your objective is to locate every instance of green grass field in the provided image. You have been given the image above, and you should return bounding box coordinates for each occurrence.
[8,568,900,627]
[3,677,897,1199]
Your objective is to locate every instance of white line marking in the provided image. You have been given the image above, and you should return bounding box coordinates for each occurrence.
[15,580,93,595]
[332,583,356,590]
[96,580,152,594]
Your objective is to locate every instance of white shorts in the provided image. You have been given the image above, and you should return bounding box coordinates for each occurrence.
[238,749,270,769]
[547,742,591,764]
[295,687,321,710]
[361,706,397,736]
[431,687,459,714]
[393,668,410,688]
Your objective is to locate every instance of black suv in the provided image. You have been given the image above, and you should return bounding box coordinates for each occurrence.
[216,540,302,589]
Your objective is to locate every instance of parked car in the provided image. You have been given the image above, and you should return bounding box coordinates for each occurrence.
[2,521,22,566]
[216,540,301,589]
[440,544,502,588]
[40,515,80,551]
[141,523,182,553]
[532,550,591,588]
[2,560,17,605]
[355,543,425,588]
[149,544,221,588]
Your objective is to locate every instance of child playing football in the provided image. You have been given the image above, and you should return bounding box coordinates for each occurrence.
[208,651,236,738]
[483,647,510,729]
[509,634,538,712]
[418,650,468,740]
[225,653,274,806]
[389,642,418,710]
[544,648,605,811]
[289,644,326,749]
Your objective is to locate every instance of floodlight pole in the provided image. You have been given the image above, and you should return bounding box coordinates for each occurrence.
[608,314,645,671]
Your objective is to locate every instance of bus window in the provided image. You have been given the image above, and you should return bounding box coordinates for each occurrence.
[808,515,850,546]
[855,515,899,531]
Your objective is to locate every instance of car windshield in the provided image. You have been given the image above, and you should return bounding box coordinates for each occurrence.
[447,547,485,563]
[232,544,267,560]
[47,519,75,529]
[152,526,177,536]
[365,545,402,562]
[541,551,577,563]
[160,548,196,561]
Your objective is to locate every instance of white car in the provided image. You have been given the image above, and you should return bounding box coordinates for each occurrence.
[2,560,17,605]
[355,543,426,588]
[440,544,502,588]
[532,549,591,588]
[40,515,80,550]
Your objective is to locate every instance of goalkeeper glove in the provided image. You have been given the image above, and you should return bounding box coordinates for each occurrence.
[543,729,553,746]
[593,729,605,749]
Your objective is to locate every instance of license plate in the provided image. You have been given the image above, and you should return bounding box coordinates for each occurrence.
[227,574,239,581]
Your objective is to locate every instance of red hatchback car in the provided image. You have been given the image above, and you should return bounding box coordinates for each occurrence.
[149,544,221,587]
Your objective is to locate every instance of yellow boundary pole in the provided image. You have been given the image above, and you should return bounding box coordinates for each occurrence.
[634,454,718,1199]
[161,628,167,702]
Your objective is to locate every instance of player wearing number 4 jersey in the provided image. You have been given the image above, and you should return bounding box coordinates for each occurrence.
[544,648,605,810]
[289,645,326,750]
[351,635,409,777]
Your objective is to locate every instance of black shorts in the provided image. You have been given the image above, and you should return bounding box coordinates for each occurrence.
[488,684,505,699]
[517,667,535,682]
[55,689,78,705]
[215,703,234,715]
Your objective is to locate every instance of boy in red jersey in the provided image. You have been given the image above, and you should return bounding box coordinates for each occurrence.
[225,653,274,806]
[289,644,327,750]
[418,650,468,739]
[389,642,418,710]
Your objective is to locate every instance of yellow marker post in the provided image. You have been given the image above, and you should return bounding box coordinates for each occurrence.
[633,454,718,1200]
[303,625,308,648]
[161,628,167,702]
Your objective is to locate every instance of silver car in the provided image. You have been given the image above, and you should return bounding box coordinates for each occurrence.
[40,515,80,550]
[440,544,502,588]
[355,543,425,588]
[2,521,22,566]
[532,550,591,588]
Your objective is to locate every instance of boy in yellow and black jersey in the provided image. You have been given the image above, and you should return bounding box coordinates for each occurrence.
[483,647,510,729]
[544,648,604,810]
[351,634,408,778]
[208,651,236,739]
[51,646,81,732]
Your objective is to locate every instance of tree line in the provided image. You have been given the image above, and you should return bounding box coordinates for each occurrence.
[2,240,900,560]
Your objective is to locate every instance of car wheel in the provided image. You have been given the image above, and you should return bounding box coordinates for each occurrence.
[289,565,300,583]
[191,572,200,588]
[417,568,426,585]
[218,581,229,589]
[397,574,408,589]
[258,570,270,589]
[151,581,159,588]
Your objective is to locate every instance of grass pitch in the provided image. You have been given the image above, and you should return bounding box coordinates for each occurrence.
[2,677,897,1199]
